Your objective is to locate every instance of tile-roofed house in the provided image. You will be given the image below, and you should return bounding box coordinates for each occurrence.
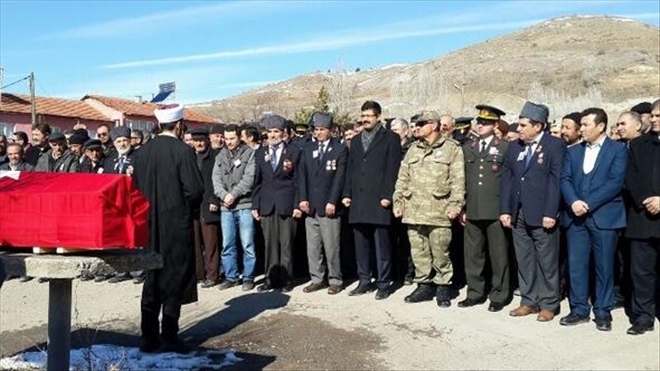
[0,93,113,136]
[82,95,219,133]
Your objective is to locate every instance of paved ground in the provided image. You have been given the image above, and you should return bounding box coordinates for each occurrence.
[1,277,658,370]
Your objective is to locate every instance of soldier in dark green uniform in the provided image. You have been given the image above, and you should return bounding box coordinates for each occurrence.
[458,105,511,312]
[452,117,475,145]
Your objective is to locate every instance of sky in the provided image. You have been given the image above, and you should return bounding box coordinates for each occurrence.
[0,1,658,105]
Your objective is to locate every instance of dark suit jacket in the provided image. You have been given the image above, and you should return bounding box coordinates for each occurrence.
[560,137,627,229]
[625,133,660,239]
[199,148,222,223]
[102,149,135,174]
[252,141,302,217]
[298,138,348,217]
[500,133,566,227]
[343,126,402,226]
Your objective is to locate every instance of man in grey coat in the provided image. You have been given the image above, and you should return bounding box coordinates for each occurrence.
[212,124,257,291]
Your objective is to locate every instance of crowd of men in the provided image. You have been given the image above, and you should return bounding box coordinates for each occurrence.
[0,97,658,352]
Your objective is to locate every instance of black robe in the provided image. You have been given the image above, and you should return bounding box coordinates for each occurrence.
[133,135,204,306]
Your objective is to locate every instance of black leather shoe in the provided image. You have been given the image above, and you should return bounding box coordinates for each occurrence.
[139,339,160,353]
[488,302,504,312]
[437,299,451,308]
[281,283,294,293]
[458,297,487,308]
[257,283,274,292]
[348,284,374,296]
[200,279,220,288]
[404,284,435,303]
[595,316,612,332]
[375,288,390,300]
[560,313,590,326]
[627,323,654,335]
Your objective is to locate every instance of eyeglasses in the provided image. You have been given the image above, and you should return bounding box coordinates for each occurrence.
[476,120,495,126]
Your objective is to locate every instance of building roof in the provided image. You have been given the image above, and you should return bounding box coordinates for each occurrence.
[0,93,111,122]
[83,95,218,124]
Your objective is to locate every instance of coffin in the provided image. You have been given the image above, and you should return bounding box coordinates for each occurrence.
[0,171,149,249]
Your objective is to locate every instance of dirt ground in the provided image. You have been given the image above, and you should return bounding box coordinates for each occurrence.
[1,277,658,370]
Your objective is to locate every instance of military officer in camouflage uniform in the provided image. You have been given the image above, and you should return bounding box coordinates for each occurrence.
[393,110,466,307]
[458,105,511,312]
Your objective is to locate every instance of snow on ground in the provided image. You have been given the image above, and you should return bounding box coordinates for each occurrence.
[0,345,242,371]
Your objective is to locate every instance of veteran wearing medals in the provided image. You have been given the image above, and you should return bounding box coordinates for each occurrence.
[459,105,511,312]
[298,112,348,295]
[393,110,466,307]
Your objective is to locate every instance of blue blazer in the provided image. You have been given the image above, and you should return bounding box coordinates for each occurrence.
[298,138,348,217]
[560,137,627,229]
[500,133,566,227]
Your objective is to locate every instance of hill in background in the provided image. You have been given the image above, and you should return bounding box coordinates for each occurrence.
[193,15,660,124]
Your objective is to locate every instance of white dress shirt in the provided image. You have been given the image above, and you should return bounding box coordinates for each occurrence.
[583,135,606,174]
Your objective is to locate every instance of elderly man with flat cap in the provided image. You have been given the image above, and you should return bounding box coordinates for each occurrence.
[132,103,204,353]
[252,114,303,293]
[298,112,348,294]
[500,101,566,322]
[459,105,511,312]
[35,131,78,172]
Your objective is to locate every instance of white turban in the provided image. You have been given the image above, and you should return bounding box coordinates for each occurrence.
[154,103,184,124]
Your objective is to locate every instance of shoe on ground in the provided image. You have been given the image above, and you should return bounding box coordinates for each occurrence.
[457,296,487,308]
[218,280,239,290]
[160,339,191,354]
[328,284,342,295]
[281,283,294,293]
[18,276,34,283]
[404,284,435,303]
[139,339,160,353]
[303,281,328,293]
[242,281,255,291]
[94,274,111,283]
[257,283,274,292]
[537,309,556,322]
[375,288,390,300]
[37,277,49,283]
[200,279,220,288]
[559,312,590,326]
[509,305,540,317]
[627,323,654,335]
[488,302,505,312]
[594,316,612,331]
[108,273,132,284]
[348,284,375,296]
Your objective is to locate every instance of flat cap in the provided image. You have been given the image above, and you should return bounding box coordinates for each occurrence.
[48,132,66,142]
[262,114,287,130]
[475,105,506,121]
[631,102,652,115]
[414,110,441,122]
[309,112,333,129]
[68,133,89,145]
[110,127,131,141]
[209,124,224,135]
[189,128,209,137]
[83,139,103,150]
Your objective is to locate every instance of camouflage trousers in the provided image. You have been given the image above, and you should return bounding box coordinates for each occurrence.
[408,225,453,286]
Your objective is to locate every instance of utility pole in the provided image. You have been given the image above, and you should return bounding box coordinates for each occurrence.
[453,73,467,115]
[29,72,36,126]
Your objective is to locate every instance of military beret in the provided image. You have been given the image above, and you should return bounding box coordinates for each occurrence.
[84,139,103,150]
[261,114,286,130]
[110,127,131,141]
[48,132,66,142]
[476,105,506,121]
[68,133,89,145]
[631,102,652,115]
[309,112,333,129]
[519,101,549,124]
[189,128,209,137]
[209,124,224,135]
[415,110,441,122]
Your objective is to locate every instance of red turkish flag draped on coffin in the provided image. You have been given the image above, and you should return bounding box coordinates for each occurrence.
[0,172,149,249]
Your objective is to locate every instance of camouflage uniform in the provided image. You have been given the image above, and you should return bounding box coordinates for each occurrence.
[393,131,465,291]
